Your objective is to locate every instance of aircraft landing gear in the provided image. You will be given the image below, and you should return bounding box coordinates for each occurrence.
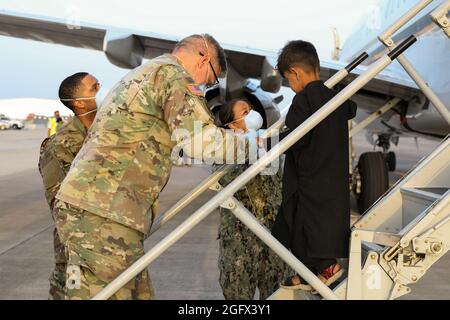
[353,152,389,214]
[376,134,397,171]
[385,151,396,172]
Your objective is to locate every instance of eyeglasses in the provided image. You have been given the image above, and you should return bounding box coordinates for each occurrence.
[199,52,219,88]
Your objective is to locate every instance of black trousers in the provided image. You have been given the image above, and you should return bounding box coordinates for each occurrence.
[290,227,335,274]
[273,192,335,275]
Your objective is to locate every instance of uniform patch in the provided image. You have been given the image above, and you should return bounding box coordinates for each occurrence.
[187,84,205,97]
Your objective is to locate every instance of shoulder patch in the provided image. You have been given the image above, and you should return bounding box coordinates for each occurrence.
[40,136,52,153]
[187,84,205,97]
[184,75,195,84]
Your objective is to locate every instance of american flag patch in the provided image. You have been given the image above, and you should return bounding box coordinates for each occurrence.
[187,85,204,97]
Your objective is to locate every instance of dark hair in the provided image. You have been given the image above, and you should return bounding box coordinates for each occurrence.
[174,34,227,77]
[218,98,248,128]
[277,40,320,76]
[58,72,89,111]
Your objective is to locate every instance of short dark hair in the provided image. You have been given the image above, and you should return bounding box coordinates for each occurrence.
[174,34,227,77]
[218,98,249,128]
[58,72,89,111]
[277,40,320,76]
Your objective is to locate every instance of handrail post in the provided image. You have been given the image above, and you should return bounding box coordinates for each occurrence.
[394,54,450,125]
[150,52,370,234]
[349,97,402,138]
[430,0,450,37]
[378,0,434,46]
[148,166,228,235]
[92,37,416,300]
[219,187,339,299]
[378,0,450,125]
[260,51,369,139]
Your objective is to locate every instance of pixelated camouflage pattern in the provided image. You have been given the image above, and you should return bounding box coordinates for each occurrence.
[39,116,87,209]
[216,161,293,300]
[56,54,249,235]
[53,200,154,300]
[38,116,87,299]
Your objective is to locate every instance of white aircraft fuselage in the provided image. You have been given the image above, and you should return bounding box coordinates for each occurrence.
[341,0,449,140]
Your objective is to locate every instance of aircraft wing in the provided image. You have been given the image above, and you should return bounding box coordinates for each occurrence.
[0,9,277,78]
[0,9,421,105]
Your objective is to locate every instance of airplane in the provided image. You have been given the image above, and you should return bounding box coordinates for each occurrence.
[0,0,449,214]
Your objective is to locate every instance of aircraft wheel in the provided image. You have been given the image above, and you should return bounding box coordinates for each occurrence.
[356,152,389,214]
[385,151,396,171]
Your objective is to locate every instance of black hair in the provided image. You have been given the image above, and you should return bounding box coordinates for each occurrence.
[218,98,249,128]
[277,40,320,76]
[174,34,227,77]
[58,72,89,111]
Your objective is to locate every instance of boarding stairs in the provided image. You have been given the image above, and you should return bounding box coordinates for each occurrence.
[270,134,450,299]
[91,0,450,300]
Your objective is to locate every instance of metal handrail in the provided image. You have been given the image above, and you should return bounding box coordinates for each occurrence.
[93,36,417,300]
[93,2,442,300]
[430,0,450,37]
[378,0,450,125]
[149,51,369,236]
[378,0,434,45]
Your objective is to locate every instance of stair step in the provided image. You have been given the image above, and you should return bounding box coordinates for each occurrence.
[401,187,442,201]
[415,187,449,196]
[267,288,321,300]
[400,188,442,228]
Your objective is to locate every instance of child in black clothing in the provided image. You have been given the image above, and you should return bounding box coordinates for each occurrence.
[271,40,357,290]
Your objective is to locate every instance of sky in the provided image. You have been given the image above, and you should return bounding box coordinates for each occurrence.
[0,0,380,101]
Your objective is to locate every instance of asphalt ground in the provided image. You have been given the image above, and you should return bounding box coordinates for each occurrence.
[0,126,447,299]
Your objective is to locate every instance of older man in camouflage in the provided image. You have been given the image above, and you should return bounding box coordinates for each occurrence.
[38,72,100,299]
[53,34,255,299]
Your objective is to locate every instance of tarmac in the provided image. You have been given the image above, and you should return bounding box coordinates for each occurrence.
[0,126,448,300]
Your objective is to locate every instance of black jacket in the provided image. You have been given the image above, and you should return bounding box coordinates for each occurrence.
[272,80,357,258]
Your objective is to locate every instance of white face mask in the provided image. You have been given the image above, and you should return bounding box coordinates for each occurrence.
[60,95,98,117]
[224,110,263,132]
[60,96,94,102]
[244,110,263,131]
[77,108,97,117]
[60,86,108,108]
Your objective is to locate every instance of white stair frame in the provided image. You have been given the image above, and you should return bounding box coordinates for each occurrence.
[91,0,450,300]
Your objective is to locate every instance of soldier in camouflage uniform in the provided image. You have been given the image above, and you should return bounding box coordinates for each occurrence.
[53,34,256,299]
[215,99,292,300]
[38,72,100,299]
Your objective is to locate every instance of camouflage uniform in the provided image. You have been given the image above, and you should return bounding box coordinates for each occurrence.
[216,160,293,300]
[38,116,87,299]
[54,54,251,299]
[53,200,153,300]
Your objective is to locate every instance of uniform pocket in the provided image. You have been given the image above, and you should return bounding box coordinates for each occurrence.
[40,156,66,192]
